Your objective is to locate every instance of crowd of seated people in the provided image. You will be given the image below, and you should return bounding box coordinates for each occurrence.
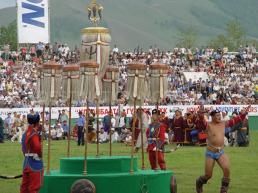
[0,43,256,108]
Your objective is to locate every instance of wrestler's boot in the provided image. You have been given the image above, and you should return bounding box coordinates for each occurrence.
[220,178,230,193]
[196,176,208,193]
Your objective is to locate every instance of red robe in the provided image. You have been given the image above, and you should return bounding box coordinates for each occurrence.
[195,114,207,132]
[225,113,247,128]
[20,125,43,193]
[146,122,166,170]
[171,116,185,143]
[160,117,169,131]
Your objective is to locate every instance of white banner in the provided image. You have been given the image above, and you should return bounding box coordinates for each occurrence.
[17,0,49,43]
[0,105,258,120]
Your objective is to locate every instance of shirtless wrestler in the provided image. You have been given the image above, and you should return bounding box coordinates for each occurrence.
[196,105,250,193]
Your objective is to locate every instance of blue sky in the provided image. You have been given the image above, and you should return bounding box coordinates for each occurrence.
[0,0,15,9]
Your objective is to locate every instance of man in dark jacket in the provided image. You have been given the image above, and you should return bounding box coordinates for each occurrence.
[0,116,4,143]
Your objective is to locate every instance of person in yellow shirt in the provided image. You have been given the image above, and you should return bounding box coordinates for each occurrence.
[5,80,13,92]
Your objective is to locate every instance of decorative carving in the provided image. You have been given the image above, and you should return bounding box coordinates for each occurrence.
[87,0,103,26]
[85,45,97,60]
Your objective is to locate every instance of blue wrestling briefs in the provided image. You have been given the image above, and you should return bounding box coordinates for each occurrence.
[205,149,224,160]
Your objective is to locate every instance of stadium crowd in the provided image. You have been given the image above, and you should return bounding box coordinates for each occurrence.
[111,45,257,106]
[0,43,256,145]
[0,43,79,108]
[0,43,257,108]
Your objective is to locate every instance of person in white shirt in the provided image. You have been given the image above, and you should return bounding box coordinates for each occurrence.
[51,127,57,140]
[124,132,132,146]
[112,45,119,53]
[111,116,116,129]
[118,112,126,129]
[11,114,23,143]
[167,110,174,120]
[110,128,119,143]
[4,113,13,138]
[222,111,230,121]
[56,124,64,140]
[99,128,108,143]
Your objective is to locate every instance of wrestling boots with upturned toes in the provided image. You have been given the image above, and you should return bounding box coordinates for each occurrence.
[196,176,208,193]
[220,178,230,193]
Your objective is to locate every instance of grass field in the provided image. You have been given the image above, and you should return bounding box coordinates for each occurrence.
[1,131,258,193]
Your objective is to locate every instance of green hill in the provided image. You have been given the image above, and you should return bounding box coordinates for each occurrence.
[1,0,258,50]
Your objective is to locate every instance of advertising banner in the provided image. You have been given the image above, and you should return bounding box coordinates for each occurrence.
[17,0,49,43]
[0,105,257,119]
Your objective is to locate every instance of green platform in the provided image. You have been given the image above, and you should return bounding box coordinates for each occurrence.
[40,156,173,193]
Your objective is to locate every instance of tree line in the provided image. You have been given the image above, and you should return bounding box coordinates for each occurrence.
[176,20,258,51]
[0,21,17,51]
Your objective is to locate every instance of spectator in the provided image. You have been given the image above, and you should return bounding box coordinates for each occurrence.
[62,120,69,139]
[0,116,4,143]
[0,44,255,107]
[76,111,85,146]
[56,123,64,140]
[11,114,23,142]
[103,111,112,133]
[109,128,119,143]
[4,113,13,138]
[50,127,57,140]
[99,128,108,143]
[60,109,69,125]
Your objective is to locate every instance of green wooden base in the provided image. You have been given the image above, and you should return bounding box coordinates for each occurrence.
[40,156,173,193]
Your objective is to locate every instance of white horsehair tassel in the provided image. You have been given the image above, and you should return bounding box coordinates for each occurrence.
[95,72,100,97]
[50,69,55,98]
[160,69,164,99]
[112,71,116,100]
[67,72,71,99]
[97,34,101,65]
[133,70,138,98]
[80,72,85,97]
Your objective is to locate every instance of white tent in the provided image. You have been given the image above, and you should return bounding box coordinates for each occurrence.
[183,72,209,82]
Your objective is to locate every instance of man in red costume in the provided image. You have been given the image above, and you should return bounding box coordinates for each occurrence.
[146,109,166,170]
[20,113,43,193]
[195,110,208,144]
[196,106,250,193]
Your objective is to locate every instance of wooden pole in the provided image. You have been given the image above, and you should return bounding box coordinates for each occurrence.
[139,107,145,170]
[41,104,45,157]
[109,80,113,156]
[83,100,89,175]
[47,104,51,174]
[130,98,137,174]
[155,102,159,171]
[67,79,72,157]
[96,98,100,157]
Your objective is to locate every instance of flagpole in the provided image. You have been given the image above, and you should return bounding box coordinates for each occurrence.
[16,0,19,52]
[48,0,50,44]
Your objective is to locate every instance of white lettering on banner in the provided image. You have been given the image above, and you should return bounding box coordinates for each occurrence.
[17,0,49,43]
[0,105,257,119]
